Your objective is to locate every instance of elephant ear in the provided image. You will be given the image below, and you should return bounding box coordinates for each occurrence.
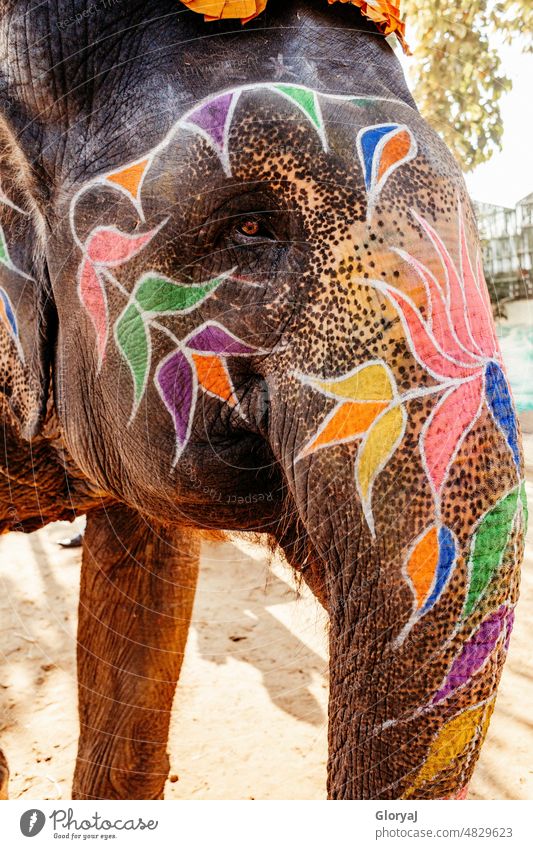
[0,158,52,440]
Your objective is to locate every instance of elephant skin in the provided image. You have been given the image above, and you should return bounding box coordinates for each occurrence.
[0,0,526,799]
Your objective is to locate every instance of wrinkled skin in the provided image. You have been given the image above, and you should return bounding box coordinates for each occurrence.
[0,0,526,799]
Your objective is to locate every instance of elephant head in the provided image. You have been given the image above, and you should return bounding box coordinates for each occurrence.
[0,0,526,798]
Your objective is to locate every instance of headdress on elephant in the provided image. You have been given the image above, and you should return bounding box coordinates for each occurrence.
[178,0,409,52]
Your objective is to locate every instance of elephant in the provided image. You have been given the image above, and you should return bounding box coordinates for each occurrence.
[0,0,526,800]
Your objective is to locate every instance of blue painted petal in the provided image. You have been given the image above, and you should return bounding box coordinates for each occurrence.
[485,360,520,469]
[359,124,398,190]
[422,526,457,613]
[0,287,18,338]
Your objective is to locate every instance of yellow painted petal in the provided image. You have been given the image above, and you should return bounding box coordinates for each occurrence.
[357,405,404,500]
[403,701,494,798]
[300,400,388,457]
[312,363,394,402]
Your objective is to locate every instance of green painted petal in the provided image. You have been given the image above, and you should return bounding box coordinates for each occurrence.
[464,488,520,618]
[274,85,321,130]
[115,303,149,406]
[135,275,220,314]
[0,226,11,267]
[520,481,529,530]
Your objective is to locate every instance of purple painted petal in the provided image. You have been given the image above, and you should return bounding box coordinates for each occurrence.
[432,606,510,704]
[156,350,196,455]
[504,608,515,652]
[187,323,256,355]
[186,93,234,150]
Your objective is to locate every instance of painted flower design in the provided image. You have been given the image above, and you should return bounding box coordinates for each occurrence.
[296,359,407,535]
[382,204,520,500]
[78,225,162,368]
[113,269,257,463]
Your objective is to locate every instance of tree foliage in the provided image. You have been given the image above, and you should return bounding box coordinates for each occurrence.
[402,1,531,171]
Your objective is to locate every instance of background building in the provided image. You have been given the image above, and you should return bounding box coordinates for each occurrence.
[474,192,533,306]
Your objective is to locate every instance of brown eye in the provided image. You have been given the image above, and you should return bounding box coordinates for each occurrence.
[238,219,261,236]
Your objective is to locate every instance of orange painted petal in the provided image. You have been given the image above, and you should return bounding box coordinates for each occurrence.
[302,400,387,457]
[377,129,411,183]
[192,353,236,405]
[106,158,149,200]
[406,527,439,610]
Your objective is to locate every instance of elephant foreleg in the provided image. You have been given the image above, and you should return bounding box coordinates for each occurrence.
[72,504,199,799]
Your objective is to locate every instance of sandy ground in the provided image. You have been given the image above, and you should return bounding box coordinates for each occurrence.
[1,483,532,800]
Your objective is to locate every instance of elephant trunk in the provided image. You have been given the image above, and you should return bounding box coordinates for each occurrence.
[267,370,525,800]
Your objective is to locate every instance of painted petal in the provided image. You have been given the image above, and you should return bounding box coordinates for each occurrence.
[459,215,496,357]
[385,287,478,379]
[358,124,398,190]
[310,362,394,402]
[406,525,457,614]
[422,526,457,612]
[0,287,18,339]
[476,251,499,354]
[377,128,413,183]
[186,92,235,150]
[86,226,158,266]
[192,353,236,405]
[115,303,149,408]
[504,608,515,652]
[78,259,108,365]
[106,158,149,201]
[356,405,406,534]
[403,702,492,798]
[433,606,510,704]
[156,350,196,461]
[0,224,11,267]
[484,360,520,469]
[300,400,389,457]
[421,376,483,495]
[394,248,479,366]
[411,209,476,355]
[187,323,256,355]
[406,526,439,611]
[464,487,521,618]
[274,85,323,133]
[135,274,220,314]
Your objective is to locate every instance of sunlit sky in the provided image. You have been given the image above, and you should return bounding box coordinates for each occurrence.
[399,38,532,210]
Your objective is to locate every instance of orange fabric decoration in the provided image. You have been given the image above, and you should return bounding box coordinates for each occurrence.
[179,0,409,52]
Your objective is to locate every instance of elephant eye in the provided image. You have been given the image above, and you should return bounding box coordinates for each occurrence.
[232,216,274,242]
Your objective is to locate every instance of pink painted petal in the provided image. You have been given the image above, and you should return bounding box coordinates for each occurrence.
[385,287,479,380]
[412,209,476,356]
[459,215,496,357]
[395,248,479,366]
[421,376,484,494]
[474,250,499,357]
[86,226,159,266]
[78,259,107,365]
